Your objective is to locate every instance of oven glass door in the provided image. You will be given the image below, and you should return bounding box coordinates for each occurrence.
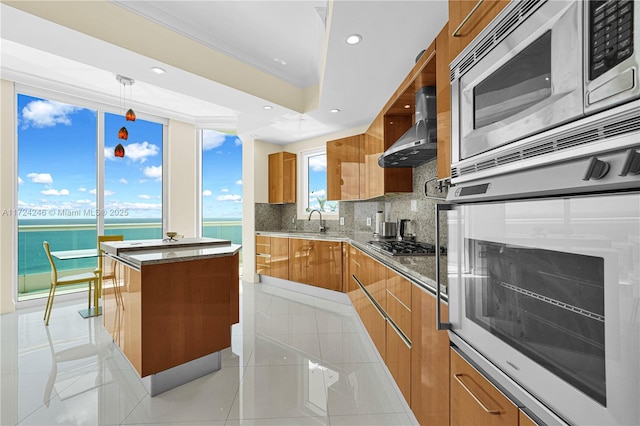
[456,0,584,161]
[447,192,640,425]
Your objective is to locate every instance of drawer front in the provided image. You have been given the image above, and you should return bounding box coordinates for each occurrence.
[386,270,412,308]
[256,235,271,255]
[386,289,412,341]
[256,254,270,275]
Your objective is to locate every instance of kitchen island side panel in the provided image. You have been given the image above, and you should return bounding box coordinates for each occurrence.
[140,253,239,377]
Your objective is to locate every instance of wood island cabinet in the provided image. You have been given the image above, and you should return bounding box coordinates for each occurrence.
[451,348,518,426]
[449,0,510,62]
[326,134,364,201]
[288,238,342,292]
[268,151,296,204]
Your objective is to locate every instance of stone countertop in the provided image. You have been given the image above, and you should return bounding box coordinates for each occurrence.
[255,230,447,297]
[101,237,241,268]
[101,237,231,256]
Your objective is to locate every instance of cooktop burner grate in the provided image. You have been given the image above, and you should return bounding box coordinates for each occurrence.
[366,240,443,256]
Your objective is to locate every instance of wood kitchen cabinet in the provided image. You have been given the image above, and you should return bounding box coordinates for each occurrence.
[451,348,518,426]
[519,410,538,426]
[255,235,289,279]
[268,151,296,204]
[436,23,452,180]
[288,238,342,292]
[386,321,411,404]
[449,0,510,62]
[353,283,387,360]
[411,286,450,425]
[326,134,364,201]
[386,270,412,341]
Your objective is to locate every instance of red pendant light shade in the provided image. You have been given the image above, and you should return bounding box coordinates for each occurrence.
[126,108,136,121]
[118,126,128,140]
[114,143,125,158]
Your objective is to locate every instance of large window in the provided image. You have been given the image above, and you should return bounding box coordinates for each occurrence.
[16,91,164,301]
[300,148,337,216]
[201,129,242,248]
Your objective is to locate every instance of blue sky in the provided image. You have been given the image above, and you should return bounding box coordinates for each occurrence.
[17,94,242,220]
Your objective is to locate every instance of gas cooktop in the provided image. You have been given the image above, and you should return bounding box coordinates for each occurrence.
[366,240,444,256]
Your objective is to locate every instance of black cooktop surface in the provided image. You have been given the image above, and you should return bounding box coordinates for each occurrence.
[367,240,444,256]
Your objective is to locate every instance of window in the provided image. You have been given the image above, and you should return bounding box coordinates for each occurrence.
[16,91,164,301]
[300,147,338,217]
[200,129,242,257]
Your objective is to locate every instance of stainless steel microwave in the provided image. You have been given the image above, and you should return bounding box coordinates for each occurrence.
[450,0,640,183]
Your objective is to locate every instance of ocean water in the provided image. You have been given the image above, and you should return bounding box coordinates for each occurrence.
[18,218,242,276]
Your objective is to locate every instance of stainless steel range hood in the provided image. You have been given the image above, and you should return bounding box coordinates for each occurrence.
[378,86,437,168]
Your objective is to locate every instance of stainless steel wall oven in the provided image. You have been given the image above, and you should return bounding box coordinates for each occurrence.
[442,1,640,425]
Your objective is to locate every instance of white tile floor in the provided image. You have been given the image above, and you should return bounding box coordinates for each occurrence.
[0,281,417,425]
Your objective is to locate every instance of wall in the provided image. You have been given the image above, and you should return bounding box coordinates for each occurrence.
[166,119,197,237]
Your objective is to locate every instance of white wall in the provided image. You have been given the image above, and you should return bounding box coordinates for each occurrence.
[166,119,197,237]
[0,79,17,313]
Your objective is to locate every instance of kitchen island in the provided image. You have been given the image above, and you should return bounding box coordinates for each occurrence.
[100,237,241,396]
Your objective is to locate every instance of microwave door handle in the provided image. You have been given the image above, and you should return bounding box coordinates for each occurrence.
[436,203,454,330]
[452,0,485,37]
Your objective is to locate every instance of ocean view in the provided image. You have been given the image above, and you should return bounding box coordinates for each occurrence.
[18,218,242,277]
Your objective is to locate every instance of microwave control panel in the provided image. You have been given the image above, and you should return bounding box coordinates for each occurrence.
[591,0,634,80]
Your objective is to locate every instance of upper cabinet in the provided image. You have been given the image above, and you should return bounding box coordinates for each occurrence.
[449,0,510,62]
[436,23,451,180]
[327,134,364,201]
[268,151,296,204]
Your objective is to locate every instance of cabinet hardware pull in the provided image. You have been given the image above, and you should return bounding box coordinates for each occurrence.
[452,0,485,37]
[454,373,500,414]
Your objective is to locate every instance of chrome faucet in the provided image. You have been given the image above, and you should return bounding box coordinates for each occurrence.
[308,209,325,233]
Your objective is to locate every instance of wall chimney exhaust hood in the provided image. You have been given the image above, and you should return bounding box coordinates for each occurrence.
[378,86,437,168]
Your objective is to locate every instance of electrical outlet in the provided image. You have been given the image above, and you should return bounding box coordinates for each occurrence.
[366,217,372,226]
[411,199,417,212]
[339,217,345,226]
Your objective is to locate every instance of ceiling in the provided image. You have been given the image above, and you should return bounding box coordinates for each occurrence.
[0,1,448,145]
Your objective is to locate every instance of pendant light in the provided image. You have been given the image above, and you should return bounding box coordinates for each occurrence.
[115,75,136,157]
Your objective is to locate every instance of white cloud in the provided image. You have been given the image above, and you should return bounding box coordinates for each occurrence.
[203,131,226,151]
[78,187,87,192]
[105,142,159,163]
[235,180,243,185]
[89,188,114,196]
[27,173,53,184]
[311,189,326,197]
[76,199,93,204]
[143,165,162,180]
[234,137,242,146]
[217,194,242,202]
[203,190,212,197]
[41,188,69,196]
[221,188,229,193]
[18,177,24,185]
[21,100,81,128]
[119,178,128,184]
[107,201,161,210]
[309,155,326,172]
[138,194,151,199]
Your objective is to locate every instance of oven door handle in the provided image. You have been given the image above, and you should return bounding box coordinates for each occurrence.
[436,203,454,330]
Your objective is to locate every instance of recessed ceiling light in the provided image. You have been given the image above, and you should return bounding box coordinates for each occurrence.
[273,58,287,66]
[404,104,411,109]
[263,105,273,110]
[330,109,341,113]
[151,67,166,74]
[345,34,362,45]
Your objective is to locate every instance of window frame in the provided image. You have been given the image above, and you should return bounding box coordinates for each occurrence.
[297,147,338,219]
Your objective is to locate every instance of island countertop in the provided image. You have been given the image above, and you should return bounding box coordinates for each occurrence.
[101,237,241,268]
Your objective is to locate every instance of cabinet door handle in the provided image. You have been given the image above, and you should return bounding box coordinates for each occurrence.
[453,373,500,414]
[452,0,485,37]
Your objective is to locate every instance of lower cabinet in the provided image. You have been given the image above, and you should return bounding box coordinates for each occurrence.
[411,286,450,425]
[255,236,289,279]
[450,348,519,426]
[288,238,342,292]
[351,282,386,360]
[386,321,411,403]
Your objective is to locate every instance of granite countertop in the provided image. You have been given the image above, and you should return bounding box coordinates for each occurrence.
[255,230,447,297]
[102,237,241,268]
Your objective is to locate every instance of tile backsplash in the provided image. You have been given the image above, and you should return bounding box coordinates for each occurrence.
[255,158,448,246]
